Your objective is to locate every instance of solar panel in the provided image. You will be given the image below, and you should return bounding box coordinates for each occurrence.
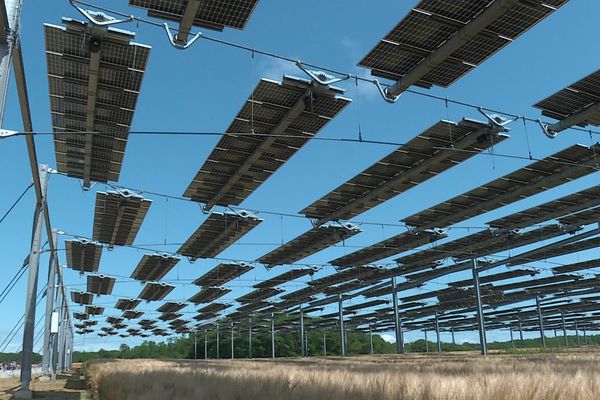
[106,316,124,325]
[183,75,351,209]
[508,236,600,265]
[129,0,259,32]
[236,301,273,313]
[534,68,600,131]
[253,267,317,289]
[71,291,94,305]
[309,265,386,288]
[403,143,600,229]
[358,0,567,91]
[558,207,600,227]
[193,262,252,287]
[123,310,144,319]
[131,253,180,282]
[280,285,323,302]
[157,301,187,313]
[302,119,509,223]
[159,312,182,321]
[178,210,262,261]
[448,268,537,287]
[73,312,88,320]
[488,185,600,229]
[362,279,423,298]
[188,287,231,304]
[87,274,116,295]
[138,282,175,301]
[496,274,579,291]
[404,260,472,282]
[92,190,152,246]
[236,287,283,303]
[553,258,600,274]
[44,18,151,187]
[85,306,104,315]
[330,228,446,268]
[65,239,102,273]
[115,298,141,310]
[258,223,361,268]
[197,302,230,314]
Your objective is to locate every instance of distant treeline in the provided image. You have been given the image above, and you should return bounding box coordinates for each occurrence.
[0,352,42,364]
[70,330,600,363]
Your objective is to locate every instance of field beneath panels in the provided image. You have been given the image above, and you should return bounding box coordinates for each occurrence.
[85,350,600,400]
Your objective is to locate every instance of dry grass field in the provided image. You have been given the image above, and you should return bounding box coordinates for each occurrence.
[85,350,600,400]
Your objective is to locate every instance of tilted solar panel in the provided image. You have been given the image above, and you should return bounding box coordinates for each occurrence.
[403,143,600,228]
[193,262,252,287]
[115,298,141,310]
[71,291,94,305]
[197,302,230,314]
[87,274,116,295]
[178,210,262,261]
[138,282,175,301]
[236,287,283,303]
[330,228,446,268]
[129,0,259,31]
[188,287,231,304]
[558,207,600,227]
[183,75,351,209]
[534,69,600,128]
[131,253,181,282]
[85,306,104,315]
[553,258,600,274]
[157,302,187,313]
[487,185,600,229]
[507,236,600,265]
[258,223,361,268]
[302,119,509,223]
[309,265,386,288]
[65,239,103,273]
[123,310,144,319]
[253,267,317,289]
[359,0,567,91]
[92,190,152,246]
[448,268,537,287]
[44,18,151,187]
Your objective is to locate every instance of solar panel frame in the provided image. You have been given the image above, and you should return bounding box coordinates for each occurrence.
[130,253,181,282]
[301,119,509,222]
[85,306,104,315]
[257,223,361,268]
[115,298,141,310]
[92,190,152,246]
[178,211,262,260]
[44,18,151,184]
[236,287,283,303]
[65,239,102,273]
[157,302,187,313]
[183,75,351,207]
[508,236,600,265]
[87,274,116,295]
[188,287,231,304]
[193,262,253,287]
[553,258,600,274]
[253,267,317,288]
[138,282,175,301]
[448,268,538,288]
[71,291,94,305]
[123,310,144,319]
[402,143,600,229]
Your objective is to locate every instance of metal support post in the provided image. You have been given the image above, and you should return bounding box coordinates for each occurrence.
[391,277,404,354]
[299,304,305,357]
[435,314,441,352]
[0,0,24,125]
[204,330,207,360]
[472,259,488,355]
[305,330,309,356]
[338,294,345,357]
[194,331,197,359]
[230,321,234,359]
[451,326,455,346]
[368,324,373,355]
[18,165,48,395]
[323,331,327,356]
[575,322,580,347]
[561,313,568,347]
[42,230,58,376]
[535,296,546,348]
[216,323,220,359]
[510,327,514,349]
[583,327,587,345]
[248,317,252,358]
[50,289,62,379]
[518,319,523,343]
[424,329,429,353]
[271,314,275,359]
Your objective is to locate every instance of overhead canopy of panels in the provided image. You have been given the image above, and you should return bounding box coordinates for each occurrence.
[183,75,351,209]
[44,18,150,188]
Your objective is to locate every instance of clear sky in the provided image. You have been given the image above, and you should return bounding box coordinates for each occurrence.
[1,0,599,352]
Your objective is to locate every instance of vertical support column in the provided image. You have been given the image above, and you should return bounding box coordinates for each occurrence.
[305,330,309,356]
[368,324,373,355]
[299,304,305,357]
[216,323,220,359]
[435,314,441,353]
[57,299,66,372]
[471,259,488,356]
[0,0,24,125]
[583,327,587,345]
[50,287,62,379]
[42,230,58,375]
[19,165,48,395]
[510,327,515,349]
[424,329,429,353]
[248,316,252,358]
[575,322,580,347]
[561,312,568,347]
[518,319,523,343]
[204,330,207,360]
[271,313,275,359]
[391,277,404,354]
[535,295,546,348]
[451,326,455,346]
[230,321,234,359]
[323,331,327,356]
[338,294,345,357]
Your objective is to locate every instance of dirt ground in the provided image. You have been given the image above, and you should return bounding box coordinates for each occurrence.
[0,369,87,400]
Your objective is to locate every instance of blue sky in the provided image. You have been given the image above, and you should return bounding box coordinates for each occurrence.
[1,0,599,352]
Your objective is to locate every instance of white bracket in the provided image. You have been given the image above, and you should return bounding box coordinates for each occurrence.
[69,1,133,26]
[477,108,516,128]
[0,129,18,139]
[537,119,558,139]
[296,61,350,86]
[164,23,202,50]
[373,79,400,103]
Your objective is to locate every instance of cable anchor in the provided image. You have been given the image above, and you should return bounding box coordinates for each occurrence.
[373,79,400,104]
[69,0,133,26]
[295,61,350,85]
[163,23,202,50]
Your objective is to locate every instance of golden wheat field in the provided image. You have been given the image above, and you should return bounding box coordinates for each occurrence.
[84,350,600,400]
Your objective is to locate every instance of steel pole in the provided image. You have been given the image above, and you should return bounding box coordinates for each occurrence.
[472,259,488,355]
[575,322,580,347]
[204,330,207,360]
[368,324,373,355]
[510,327,514,349]
[50,288,62,379]
[451,326,455,346]
[435,314,441,353]
[41,230,58,375]
[271,314,275,359]
[391,277,404,354]
[299,304,305,357]
[518,319,523,343]
[338,294,345,357]
[424,329,429,353]
[216,323,220,359]
[323,331,327,356]
[535,296,546,348]
[0,0,24,126]
[194,331,197,359]
[561,313,568,347]
[19,165,48,394]
[230,322,234,359]
[248,317,252,358]
[583,327,587,345]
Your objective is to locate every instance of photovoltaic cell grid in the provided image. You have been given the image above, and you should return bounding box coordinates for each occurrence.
[44,18,151,184]
[71,291,94,305]
[534,69,600,127]
[188,287,231,304]
[130,253,181,282]
[123,310,144,319]
[403,143,600,229]
[138,282,175,301]
[448,268,538,287]
[128,0,259,31]
[115,298,141,310]
[301,119,509,222]
[157,302,187,313]
[257,223,361,268]
[87,274,116,295]
[193,262,253,287]
[236,287,283,303]
[65,239,102,273]
[507,236,600,265]
[92,191,152,246]
[183,76,351,207]
[253,268,317,289]
[358,0,567,88]
[553,258,600,274]
[177,211,262,260]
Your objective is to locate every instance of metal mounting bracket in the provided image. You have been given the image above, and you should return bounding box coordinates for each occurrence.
[477,107,516,128]
[373,79,400,103]
[0,129,18,139]
[164,23,202,50]
[295,61,350,86]
[537,119,558,139]
[69,1,133,26]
